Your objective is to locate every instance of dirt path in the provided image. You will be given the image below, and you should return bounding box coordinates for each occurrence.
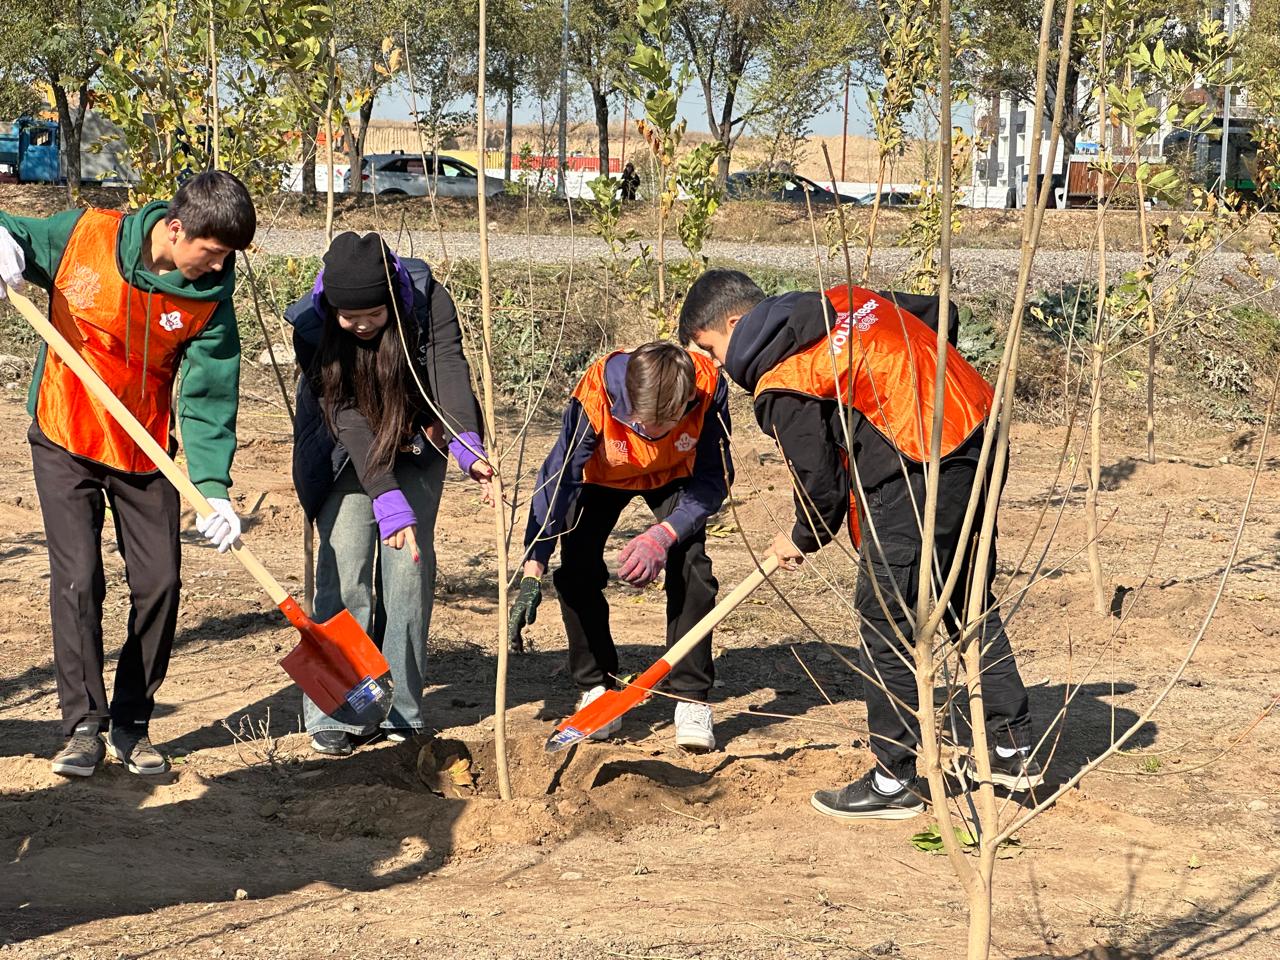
[1,389,1278,960]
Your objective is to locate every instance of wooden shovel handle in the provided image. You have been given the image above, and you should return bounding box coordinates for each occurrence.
[658,553,780,669]
[10,289,289,605]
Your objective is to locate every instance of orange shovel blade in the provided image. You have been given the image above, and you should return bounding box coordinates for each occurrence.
[277,598,394,726]
[544,661,672,753]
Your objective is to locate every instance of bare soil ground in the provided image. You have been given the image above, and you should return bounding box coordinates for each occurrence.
[1,376,1278,960]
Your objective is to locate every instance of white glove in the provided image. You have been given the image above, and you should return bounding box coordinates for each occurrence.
[196,497,241,553]
[0,227,25,300]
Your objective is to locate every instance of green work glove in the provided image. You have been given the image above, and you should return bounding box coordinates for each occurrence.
[508,576,542,653]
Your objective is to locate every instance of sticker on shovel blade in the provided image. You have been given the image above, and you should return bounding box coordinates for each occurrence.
[547,726,586,750]
[346,676,387,714]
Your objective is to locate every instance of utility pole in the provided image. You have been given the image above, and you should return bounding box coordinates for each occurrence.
[557,0,570,198]
[1219,0,1236,195]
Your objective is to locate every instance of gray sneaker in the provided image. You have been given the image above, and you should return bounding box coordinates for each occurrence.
[51,722,105,777]
[106,724,170,775]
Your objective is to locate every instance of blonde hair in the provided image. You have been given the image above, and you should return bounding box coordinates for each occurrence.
[626,341,696,425]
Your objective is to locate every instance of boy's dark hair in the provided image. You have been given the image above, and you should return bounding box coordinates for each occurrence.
[677,268,765,345]
[166,171,256,250]
[626,341,696,425]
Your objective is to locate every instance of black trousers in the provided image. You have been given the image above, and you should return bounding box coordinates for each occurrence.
[856,451,1033,780]
[552,482,719,700]
[29,422,182,738]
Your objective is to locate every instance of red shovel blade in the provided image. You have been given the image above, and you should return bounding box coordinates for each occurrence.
[277,598,394,727]
[545,661,672,753]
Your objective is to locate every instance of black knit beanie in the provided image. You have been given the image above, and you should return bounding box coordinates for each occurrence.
[322,231,395,310]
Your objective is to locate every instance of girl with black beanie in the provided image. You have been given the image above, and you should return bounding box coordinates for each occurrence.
[285,231,490,755]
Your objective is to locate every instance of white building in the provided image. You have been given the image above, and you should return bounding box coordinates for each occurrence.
[968,1,1252,207]
[968,94,1067,209]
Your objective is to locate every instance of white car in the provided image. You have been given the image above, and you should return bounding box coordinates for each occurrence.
[346,152,506,198]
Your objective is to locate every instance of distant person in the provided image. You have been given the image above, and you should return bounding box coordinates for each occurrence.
[508,342,732,752]
[0,171,256,777]
[679,269,1042,819]
[286,232,493,756]
[619,162,640,201]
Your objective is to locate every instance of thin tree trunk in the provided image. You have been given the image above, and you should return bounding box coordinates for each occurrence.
[1126,68,1158,464]
[477,0,513,802]
[504,89,515,183]
[209,2,220,170]
[342,115,360,193]
[1086,14,1109,616]
[591,83,610,177]
[51,85,81,203]
[324,28,337,243]
[862,156,888,282]
[302,116,319,206]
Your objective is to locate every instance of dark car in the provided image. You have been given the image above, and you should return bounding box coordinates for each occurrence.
[725,170,860,205]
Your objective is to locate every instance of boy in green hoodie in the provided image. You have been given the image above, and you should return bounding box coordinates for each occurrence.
[0,171,256,777]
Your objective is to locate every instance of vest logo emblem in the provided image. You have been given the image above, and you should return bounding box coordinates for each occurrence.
[63,264,102,312]
[608,438,628,458]
[159,311,184,332]
[831,298,879,356]
[674,432,697,452]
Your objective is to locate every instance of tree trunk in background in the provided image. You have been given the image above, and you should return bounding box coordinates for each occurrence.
[343,95,376,194]
[51,84,81,203]
[301,116,319,206]
[591,83,610,178]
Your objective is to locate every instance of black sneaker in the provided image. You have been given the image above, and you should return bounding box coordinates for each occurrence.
[810,771,927,821]
[106,724,170,775]
[310,730,353,756]
[989,750,1044,790]
[51,722,105,777]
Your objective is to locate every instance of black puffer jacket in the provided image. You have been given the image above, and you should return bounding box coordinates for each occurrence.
[285,257,482,520]
[722,288,966,552]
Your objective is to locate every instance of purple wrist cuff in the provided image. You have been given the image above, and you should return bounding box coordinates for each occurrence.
[372,489,415,539]
[449,431,487,476]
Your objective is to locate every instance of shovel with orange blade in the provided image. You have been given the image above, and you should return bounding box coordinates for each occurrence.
[545,554,780,752]
[10,290,393,726]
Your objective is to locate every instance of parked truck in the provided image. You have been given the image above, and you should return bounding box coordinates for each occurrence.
[0,115,136,186]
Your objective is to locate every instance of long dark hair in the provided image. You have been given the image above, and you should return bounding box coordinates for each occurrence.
[314,289,420,475]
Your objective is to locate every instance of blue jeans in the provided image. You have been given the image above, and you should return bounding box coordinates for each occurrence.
[303,455,445,735]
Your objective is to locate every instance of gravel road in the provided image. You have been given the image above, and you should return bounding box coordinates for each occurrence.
[254,228,1271,300]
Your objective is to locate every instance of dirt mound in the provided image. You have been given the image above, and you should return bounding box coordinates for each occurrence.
[279,732,859,864]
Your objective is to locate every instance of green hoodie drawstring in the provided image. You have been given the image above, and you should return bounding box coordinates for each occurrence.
[141,287,153,397]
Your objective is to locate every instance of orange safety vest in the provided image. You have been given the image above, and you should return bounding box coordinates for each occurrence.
[573,350,720,491]
[754,284,993,545]
[37,209,219,473]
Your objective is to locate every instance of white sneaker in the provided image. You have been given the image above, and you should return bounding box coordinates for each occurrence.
[577,685,622,741]
[674,701,715,753]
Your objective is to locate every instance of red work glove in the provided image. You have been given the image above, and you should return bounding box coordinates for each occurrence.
[617,522,677,587]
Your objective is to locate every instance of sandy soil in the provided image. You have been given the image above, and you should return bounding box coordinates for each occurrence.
[1,381,1278,960]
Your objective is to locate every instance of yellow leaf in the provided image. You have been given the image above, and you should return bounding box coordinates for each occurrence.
[447,757,474,788]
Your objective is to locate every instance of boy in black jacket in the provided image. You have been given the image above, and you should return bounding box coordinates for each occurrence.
[678,269,1040,820]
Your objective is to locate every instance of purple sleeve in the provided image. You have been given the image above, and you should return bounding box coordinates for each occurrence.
[372,489,416,539]
[448,431,487,476]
